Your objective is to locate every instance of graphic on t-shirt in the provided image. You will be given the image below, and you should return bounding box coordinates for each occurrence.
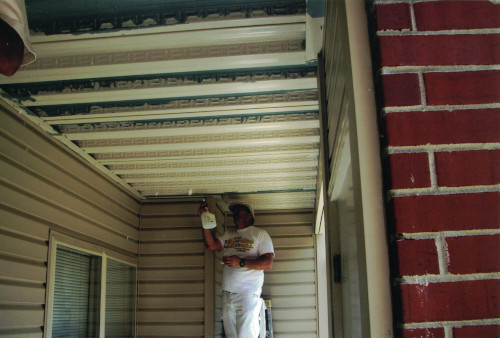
[224,236,254,252]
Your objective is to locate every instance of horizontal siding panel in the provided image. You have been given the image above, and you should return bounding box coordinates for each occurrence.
[140,228,202,241]
[139,282,204,295]
[139,255,204,268]
[1,157,138,240]
[140,215,201,228]
[0,257,46,282]
[140,241,204,254]
[0,328,43,338]
[273,236,314,248]
[254,213,314,225]
[265,271,315,284]
[273,319,317,333]
[268,295,317,308]
[266,225,314,237]
[272,307,317,320]
[0,207,49,240]
[263,283,316,296]
[138,310,204,322]
[139,296,204,309]
[0,232,47,262]
[138,268,204,281]
[138,324,204,336]
[273,333,317,338]
[0,307,44,327]
[0,133,139,226]
[0,282,45,304]
[141,202,202,216]
[272,259,315,271]
[0,112,139,216]
[1,183,138,254]
[275,248,315,260]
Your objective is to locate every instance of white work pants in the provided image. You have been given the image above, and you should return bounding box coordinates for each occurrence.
[222,291,261,338]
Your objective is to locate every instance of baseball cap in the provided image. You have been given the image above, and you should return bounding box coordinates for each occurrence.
[228,201,255,218]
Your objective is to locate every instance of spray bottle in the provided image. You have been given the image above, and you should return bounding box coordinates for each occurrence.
[200,199,217,229]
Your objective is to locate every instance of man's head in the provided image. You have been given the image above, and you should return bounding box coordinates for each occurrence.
[229,202,255,229]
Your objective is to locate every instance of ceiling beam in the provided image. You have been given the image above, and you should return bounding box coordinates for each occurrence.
[23,78,317,106]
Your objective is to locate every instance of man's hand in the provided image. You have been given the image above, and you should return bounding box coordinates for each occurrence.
[222,255,242,267]
[198,201,209,216]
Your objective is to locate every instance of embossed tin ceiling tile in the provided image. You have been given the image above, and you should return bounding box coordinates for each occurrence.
[64,120,319,140]
[94,144,319,163]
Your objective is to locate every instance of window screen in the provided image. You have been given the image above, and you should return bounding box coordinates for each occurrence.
[105,259,136,337]
[52,246,101,337]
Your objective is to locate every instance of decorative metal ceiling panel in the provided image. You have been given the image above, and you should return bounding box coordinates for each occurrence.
[1,0,321,209]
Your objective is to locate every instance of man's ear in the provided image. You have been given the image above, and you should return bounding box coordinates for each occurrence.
[0,19,25,76]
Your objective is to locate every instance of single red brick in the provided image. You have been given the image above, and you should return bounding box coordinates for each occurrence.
[389,153,431,189]
[397,239,439,276]
[435,150,500,187]
[401,328,445,338]
[453,325,500,338]
[447,235,500,274]
[414,1,500,31]
[379,34,500,67]
[392,192,500,233]
[382,73,421,107]
[375,3,412,31]
[385,109,500,146]
[424,70,500,106]
[400,280,500,323]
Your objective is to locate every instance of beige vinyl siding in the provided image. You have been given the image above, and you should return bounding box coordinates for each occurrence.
[138,199,216,337]
[258,210,317,338]
[0,104,140,337]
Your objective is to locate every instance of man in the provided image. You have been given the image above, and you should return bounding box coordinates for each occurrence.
[199,201,274,338]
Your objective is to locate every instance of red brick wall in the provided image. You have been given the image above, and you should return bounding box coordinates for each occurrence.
[372,1,500,336]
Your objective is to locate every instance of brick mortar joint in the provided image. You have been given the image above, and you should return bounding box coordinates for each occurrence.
[398,229,500,240]
[401,318,500,330]
[386,143,500,154]
[383,103,500,113]
[377,29,500,36]
[396,273,500,285]
[387,184,500,200]
[381,65,500,74]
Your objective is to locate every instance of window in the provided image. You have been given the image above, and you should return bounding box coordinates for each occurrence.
[45,232,137,338]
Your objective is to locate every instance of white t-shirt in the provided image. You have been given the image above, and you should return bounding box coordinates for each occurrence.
[217,226,274,296]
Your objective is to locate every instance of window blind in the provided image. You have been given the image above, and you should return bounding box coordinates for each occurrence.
[52,247,92,337]
[105,259,136,337]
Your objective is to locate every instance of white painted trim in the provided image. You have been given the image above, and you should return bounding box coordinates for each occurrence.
[5,52,307,84]
[31,24,305,57]
[31,16,306,44]
[346,0,394,336]
[23,78,318,106]
[42,101,319,125]
[82,135,320,154]
[99,254,107,338]
[66,120,319,140]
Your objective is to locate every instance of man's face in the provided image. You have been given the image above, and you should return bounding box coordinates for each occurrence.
[234,208,253,229]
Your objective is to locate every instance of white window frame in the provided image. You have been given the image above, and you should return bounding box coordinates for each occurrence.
[44,231,138,338]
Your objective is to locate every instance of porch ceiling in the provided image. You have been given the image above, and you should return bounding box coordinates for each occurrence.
[0,0,321,210]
